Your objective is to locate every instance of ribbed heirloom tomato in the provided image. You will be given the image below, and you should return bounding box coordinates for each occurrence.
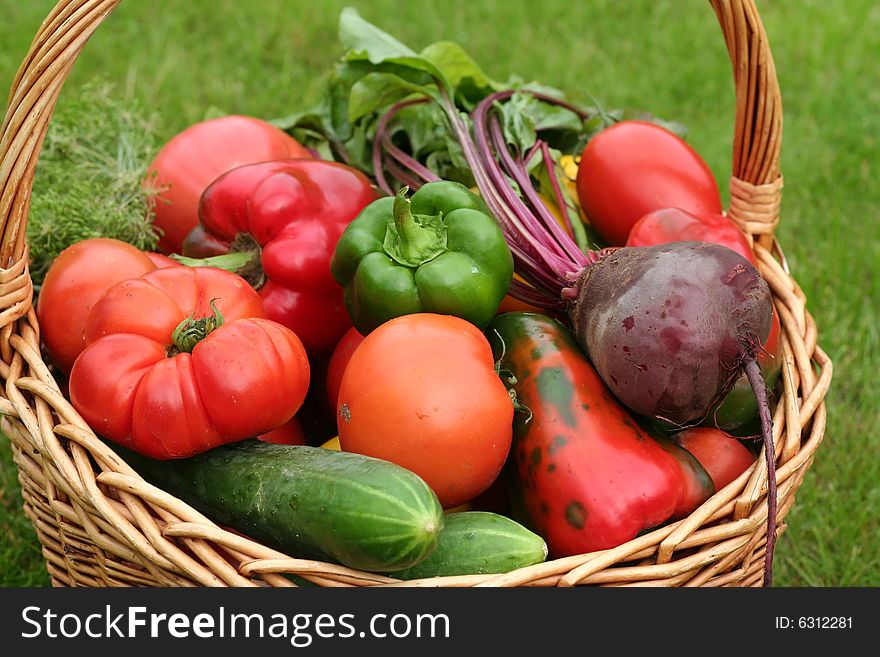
[336,313,513,509]
[69,266,310,459]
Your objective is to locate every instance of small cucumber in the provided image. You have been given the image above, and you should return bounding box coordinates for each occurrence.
[389,511,548,580]
[116,440,444,573]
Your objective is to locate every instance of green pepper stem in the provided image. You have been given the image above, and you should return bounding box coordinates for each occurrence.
[171,299,225,354]
[392,186,443,264]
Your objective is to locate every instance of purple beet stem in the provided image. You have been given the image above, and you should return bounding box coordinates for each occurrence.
[372,97,440,195]
[743,356,778,587]
[487,114,587,268]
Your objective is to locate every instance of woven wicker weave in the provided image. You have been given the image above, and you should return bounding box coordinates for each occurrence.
[0,0,832,587]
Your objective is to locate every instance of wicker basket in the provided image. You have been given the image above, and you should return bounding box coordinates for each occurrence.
[0,0,833,588]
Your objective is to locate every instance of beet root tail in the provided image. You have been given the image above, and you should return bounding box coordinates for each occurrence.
[743,356,777,587]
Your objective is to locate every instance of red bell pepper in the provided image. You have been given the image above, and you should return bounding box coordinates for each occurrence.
[180,159,380,357]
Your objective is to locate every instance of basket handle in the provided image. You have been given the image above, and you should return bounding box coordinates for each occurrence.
[710,0,784,251]
[0,0,783,312]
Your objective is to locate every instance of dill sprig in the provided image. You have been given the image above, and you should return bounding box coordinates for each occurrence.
[27,80,162,289]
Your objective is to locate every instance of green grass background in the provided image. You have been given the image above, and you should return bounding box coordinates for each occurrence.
[0,0,877,587]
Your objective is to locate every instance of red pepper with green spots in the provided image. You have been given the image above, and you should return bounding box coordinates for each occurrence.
[487,312,690,557]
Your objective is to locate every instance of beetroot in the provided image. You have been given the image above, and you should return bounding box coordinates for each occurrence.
[570,241,772,426]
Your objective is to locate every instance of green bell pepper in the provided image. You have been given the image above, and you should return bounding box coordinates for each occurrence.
[331,181,514,334]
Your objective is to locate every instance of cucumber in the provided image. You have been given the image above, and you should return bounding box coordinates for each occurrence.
[389,511,548,580]
[116,440,444,573]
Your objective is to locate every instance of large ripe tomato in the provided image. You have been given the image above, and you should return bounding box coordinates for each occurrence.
[146,115,312,254]
[337,313,514,509]
[36,238,157,374]
[70,266,310,459]
[673,427,756,491]
[576,120,723,246]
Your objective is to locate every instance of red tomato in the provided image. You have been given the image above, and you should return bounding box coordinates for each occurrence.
[652,436,715,520]
[259,417,307,446]
[337,314,514,509]
[36,238,157,373]
[325,327,365,413]
[576,120,723,246]
[626,207,756,265]
[146,115,311,254]
[674,427,756,491]
[69,266,310,459]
